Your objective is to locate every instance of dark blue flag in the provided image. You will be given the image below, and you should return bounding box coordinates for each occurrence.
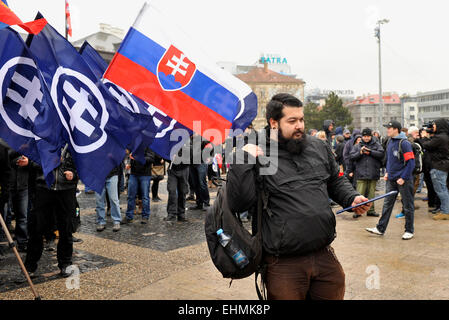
[79,41,158,163]
[79,41,192,160]
[27,14,150,192]
[0,27,63,179]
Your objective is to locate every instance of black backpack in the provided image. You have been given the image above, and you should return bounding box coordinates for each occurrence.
[204,164,268,298]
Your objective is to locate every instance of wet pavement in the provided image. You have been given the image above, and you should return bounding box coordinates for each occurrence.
[1,179,449,300]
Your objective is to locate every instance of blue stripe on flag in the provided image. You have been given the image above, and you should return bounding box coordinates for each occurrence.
[118,28,240,123]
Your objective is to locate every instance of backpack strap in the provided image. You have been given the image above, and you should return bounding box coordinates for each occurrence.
[254,158,269,300]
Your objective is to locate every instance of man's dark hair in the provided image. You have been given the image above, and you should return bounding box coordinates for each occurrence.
[266,93,303,124]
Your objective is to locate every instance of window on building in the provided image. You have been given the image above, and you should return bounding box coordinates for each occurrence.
[365,117,372,123]
[410,115,415,120]
[409,106,415,111]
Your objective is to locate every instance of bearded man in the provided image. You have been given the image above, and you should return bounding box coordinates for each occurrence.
[226,93,371,300]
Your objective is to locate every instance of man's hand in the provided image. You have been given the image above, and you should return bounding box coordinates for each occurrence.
[384,172,388,181]
[64,171,74,181]
[351,195,372,216]
[242,144,264,158]
[16,156,29,167]
[129,154,135,160]
[397,178,405,186]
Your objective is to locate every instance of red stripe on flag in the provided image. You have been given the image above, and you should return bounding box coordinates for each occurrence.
[403,151,415,162]
[0,4,23,25]
[104,52,232,144]
[19,18,47,35]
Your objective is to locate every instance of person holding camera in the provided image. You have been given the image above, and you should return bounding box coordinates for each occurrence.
[419,127,440,212]
[422,118,449,221]
[349,128,384,219]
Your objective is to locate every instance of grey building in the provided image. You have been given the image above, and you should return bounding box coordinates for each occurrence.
[417,89,449,126]
[401,95,418,128]
[347,93,401,131]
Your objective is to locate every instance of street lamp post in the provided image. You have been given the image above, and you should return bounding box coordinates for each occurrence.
[375,19,389,134]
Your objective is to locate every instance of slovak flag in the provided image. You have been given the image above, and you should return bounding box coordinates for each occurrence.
[104,2,257,145]
[79,41,191,161]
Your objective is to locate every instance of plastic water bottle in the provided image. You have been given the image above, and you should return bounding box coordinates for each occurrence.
[216,229,249,269]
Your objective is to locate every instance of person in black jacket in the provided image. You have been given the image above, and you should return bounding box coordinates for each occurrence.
[419,129,440,211]
[8,149,31,251]
[423,118,449,220]
[334,135,346,168]
[25,145,78,278]
[124,148,155,224]
[349,128,384,218]
[0,140,11,254]
[226,93,370,300]
[151,154,165,202]
[188,135,212,210]
[323,119,335,146]
[165,141,191,222]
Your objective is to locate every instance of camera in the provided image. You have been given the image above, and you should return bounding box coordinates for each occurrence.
[422,121,435,134]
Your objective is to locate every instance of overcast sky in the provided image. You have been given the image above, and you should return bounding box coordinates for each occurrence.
[10,0,449,97]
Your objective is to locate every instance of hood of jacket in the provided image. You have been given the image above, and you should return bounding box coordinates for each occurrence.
[392,132,407,140]
[323,120,333,133]
[435,118,449,135]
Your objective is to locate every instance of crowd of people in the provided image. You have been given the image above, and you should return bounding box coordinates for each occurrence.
[1,93,449,299]
[309,118,449,233]
[0,135,224,277]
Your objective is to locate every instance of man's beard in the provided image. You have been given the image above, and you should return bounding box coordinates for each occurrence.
[278,127,307,155]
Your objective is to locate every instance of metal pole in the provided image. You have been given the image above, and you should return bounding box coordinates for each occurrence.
[378,22,384,134]
[65,0,68,40]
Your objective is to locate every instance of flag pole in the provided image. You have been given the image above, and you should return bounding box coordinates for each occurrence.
[132,2,149,29]
[64,0,68,40]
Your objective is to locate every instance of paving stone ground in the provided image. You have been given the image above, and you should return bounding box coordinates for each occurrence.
[1,179,448,300]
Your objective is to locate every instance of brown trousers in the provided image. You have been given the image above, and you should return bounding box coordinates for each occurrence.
[264,246,345,300]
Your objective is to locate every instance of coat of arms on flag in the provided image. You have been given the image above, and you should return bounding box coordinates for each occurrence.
[157,45,196,91]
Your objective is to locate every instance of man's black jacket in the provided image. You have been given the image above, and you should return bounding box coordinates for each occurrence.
[130,148,155,176]
[0,142,11,202]
[226,135,359,257]
[349,138,384,181]
[33,147,78,191]
[9,149,30,192]
[423,119,449,172]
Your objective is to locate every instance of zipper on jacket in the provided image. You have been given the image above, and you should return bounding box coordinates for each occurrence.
[53,167,58,191]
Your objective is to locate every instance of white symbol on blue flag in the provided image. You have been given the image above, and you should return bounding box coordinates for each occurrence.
[0,57,42,139]
[51,66,109,153]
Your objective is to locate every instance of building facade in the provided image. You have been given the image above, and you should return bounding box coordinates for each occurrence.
[401,95,418,128]
[235,64,305,130]
[346,93,401,131]
[72,24,125,63]
[417,89,449,126]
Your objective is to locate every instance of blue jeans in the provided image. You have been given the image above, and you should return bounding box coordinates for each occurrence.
[430,169,449,214]
[96,175,121,225]
[377,179,415,234]
[191,164,210,206]
[126,175,151,220]
[10,189,29,245]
